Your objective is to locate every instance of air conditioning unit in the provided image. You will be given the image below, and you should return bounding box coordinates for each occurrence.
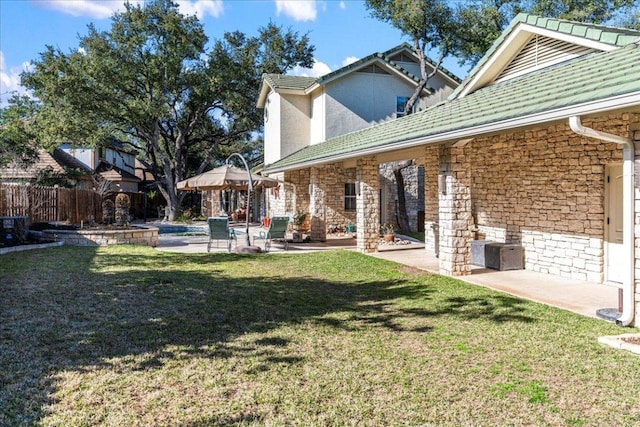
[0,216,29,246]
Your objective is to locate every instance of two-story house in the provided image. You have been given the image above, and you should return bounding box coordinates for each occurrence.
[60,138,141,193]
[1,138,143,194]
[255,43,461,232]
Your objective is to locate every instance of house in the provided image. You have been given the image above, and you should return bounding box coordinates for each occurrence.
[0,147,93,188]
[261,15,640,326]
[251,43,461,230]
[60,138,141,193]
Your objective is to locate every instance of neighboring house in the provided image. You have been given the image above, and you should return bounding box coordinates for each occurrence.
[60,139,141,193]
[261,14,640,326]
[0,147,93,188]
[253,43,460,230]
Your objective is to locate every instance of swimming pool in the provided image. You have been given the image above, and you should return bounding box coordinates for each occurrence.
[156,225,207,234]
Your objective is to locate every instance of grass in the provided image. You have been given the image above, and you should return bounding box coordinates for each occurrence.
[402,231,425,242]
[1,245,639,426]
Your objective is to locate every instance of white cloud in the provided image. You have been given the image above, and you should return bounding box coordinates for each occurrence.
[275,0,317,22]
[342,56,359,67]
[291,59,331,78]
[339,1,346,9]
[175,0,224,18]
[0,52,31,107]
[36,0,223,20]
[36,0,143,19]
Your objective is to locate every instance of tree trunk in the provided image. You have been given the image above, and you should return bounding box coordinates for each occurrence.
[392,159,413,232]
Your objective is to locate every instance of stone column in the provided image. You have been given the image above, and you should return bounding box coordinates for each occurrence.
[423,145,440,255]
[438,145,473,276]
[309,166,327,242]
[356,156,380,253]
[201,190,224,217]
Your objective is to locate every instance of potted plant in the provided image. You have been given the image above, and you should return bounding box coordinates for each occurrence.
[293,210,309,231]
[380,223,395,242]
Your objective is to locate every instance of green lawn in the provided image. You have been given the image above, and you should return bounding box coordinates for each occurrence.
[1,246,639,426]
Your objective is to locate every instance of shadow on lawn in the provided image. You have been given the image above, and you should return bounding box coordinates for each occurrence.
[0,246,534,425]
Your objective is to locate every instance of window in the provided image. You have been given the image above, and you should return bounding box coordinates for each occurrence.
[344,183,356,211]
[396,96,410,118]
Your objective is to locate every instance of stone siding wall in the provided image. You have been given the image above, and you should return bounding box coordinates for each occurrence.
[266,171,307,219]
[42,226,158,247]
[631,112,640,327]
[357,156,380,253]
[379,163,424,232]
[438,145,473,276]
[469,115,626,282]
[423,146,440,254]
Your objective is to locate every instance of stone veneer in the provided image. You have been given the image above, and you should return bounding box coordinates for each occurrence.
[379,163,424,232]
[357,156,380,253]
[632,113,640,327]
[269,165,357,238]
[468,115,626,282]
[438,145,473,276]
[42,226,159,247]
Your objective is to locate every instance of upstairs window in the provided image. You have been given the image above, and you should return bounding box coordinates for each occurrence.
[344,183,356,211]
[396,96,410,118]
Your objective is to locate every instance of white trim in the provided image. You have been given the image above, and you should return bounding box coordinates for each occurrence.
[264,92,640,173]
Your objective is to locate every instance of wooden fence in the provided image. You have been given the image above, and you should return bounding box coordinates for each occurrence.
[0,183,103,224]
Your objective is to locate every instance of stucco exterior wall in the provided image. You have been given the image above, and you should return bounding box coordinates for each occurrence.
[264,93,311,165]
[310,89,325,145]
[263,92,282,165]
[468,114,626,282]
[324,72,416,139]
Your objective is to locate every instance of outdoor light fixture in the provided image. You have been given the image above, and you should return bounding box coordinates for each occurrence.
[355,180,361,196]
[438,174,447,195]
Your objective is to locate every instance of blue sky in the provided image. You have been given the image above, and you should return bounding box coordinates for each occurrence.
[0,0,471,107]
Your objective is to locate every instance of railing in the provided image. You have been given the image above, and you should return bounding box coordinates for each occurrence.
[0,183,103,224]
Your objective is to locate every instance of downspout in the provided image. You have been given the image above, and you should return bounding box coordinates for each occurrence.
[569,116,635,326]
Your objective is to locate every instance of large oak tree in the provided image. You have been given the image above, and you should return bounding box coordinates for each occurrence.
[18,0,314,220]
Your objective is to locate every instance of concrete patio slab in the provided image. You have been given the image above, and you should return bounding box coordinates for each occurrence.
[372,248,620,319]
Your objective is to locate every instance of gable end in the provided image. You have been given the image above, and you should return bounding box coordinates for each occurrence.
[494,34,596,83]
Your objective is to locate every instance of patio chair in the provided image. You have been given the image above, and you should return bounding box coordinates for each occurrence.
[207,216,236,253]
[253,216,290,253]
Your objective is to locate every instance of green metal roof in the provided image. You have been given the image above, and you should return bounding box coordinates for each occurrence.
[265,43,640,172]
[519,14,640,46]
[316,42,461,86]
[261,43,462,95]
[450,13,640,99]
[262,74,317,91]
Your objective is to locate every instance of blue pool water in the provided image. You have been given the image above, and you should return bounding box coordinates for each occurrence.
[157,225,207,234]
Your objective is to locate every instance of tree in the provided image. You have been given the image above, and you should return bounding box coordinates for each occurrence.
[19,0,314,220]
[0,94,40,168]
[366,0,456,116]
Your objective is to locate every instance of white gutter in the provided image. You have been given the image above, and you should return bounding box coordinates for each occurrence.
[569,116,635,326]
[265,92,640,174]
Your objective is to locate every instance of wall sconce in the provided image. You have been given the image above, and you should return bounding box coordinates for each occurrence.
[355,180,361,196]
[438,174,447,195]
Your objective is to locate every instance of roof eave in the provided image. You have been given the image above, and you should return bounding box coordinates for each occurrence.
[264,91,640,174]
